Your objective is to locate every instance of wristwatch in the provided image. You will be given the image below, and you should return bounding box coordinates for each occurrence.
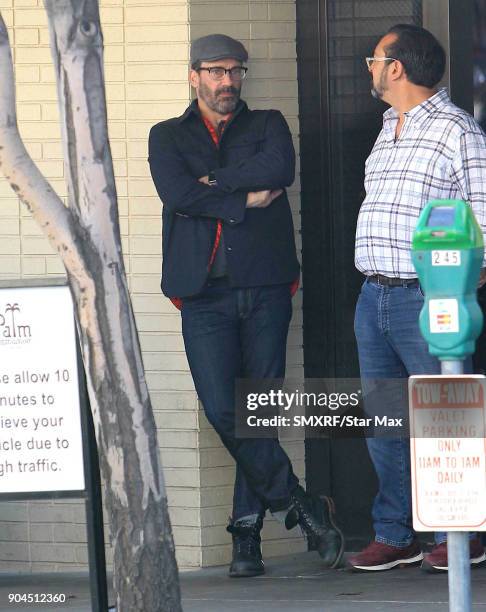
[208,171,218,187]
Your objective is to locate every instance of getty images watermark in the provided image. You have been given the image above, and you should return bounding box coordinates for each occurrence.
[235,379,410,439]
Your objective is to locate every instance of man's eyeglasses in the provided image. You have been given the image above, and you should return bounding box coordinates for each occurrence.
[197,66,248,81]
[365,57,398,69]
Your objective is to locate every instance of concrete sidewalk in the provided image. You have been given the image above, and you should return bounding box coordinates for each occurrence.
[1,552,486,611]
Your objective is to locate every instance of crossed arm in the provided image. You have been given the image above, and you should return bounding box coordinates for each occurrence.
[148,110,295,222]
[198,174,282,209]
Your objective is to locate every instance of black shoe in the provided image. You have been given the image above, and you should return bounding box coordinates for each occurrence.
[285,486,344,568]
[227,515,265,578]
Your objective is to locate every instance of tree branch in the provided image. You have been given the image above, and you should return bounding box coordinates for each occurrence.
[44,0,121,254]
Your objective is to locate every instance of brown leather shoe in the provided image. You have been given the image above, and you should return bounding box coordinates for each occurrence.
[421,538,486,573]
[347,540,423,572]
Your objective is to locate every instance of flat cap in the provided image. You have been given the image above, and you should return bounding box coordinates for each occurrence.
[190,34,248,65]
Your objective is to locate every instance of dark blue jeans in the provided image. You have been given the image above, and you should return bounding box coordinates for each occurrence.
[354,279,443,546]
[181,279,299,521]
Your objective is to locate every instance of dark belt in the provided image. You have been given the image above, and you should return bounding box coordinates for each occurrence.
[367,274,418,287]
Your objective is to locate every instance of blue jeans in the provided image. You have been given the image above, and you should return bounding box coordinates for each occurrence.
[181,279,299,521]
[354,279,444,547]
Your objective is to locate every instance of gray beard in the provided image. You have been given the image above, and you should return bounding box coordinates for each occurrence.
[199,84,241,114]
[211,97,239,114]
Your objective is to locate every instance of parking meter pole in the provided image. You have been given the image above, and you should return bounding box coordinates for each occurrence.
[441,361,464,376]
[412,200,484,612]
[441,360,472,612]
[448,532,472,612]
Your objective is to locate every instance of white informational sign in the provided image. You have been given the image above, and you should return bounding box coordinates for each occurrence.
[429,298,459,333]
[0,285,85,493]
[409,375,486,531]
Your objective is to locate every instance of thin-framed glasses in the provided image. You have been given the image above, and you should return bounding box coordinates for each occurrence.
[197,66,248,81]
[365,57,398,69]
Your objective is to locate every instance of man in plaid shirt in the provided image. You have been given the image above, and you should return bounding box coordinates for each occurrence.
[350,24,486,573]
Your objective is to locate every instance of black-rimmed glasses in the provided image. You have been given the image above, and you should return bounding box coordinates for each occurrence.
[197,66,248,81]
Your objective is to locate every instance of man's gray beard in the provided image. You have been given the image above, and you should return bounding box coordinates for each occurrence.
[371,86,382,100]
[199,83,240,114]
[212,97,239,114]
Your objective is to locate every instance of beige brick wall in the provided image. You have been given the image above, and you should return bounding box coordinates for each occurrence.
[0,0,304,571]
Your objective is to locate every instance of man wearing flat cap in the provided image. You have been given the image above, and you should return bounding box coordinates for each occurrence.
[149,34,344,577]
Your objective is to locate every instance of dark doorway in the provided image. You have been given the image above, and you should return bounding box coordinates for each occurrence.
[473,0,486,375]
[296,0,474,548]
[475,0,486,133]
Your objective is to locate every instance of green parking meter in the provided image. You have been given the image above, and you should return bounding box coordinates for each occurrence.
[411,199,484,360]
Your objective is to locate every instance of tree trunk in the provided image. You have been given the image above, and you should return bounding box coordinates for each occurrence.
[0,3,181,610]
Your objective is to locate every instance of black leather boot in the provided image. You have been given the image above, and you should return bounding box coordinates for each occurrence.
[285,485,344,568]
[227,514,265,577]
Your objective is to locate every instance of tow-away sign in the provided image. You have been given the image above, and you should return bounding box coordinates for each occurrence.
[409,375,486,531]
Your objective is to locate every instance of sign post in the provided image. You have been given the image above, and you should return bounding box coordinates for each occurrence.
[409,373,486,610]
[0,279,108,611]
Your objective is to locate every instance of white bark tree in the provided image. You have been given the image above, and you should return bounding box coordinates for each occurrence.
[0,2,181,610]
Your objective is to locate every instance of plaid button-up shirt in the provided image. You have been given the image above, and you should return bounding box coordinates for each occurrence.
[355,88,486,277]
